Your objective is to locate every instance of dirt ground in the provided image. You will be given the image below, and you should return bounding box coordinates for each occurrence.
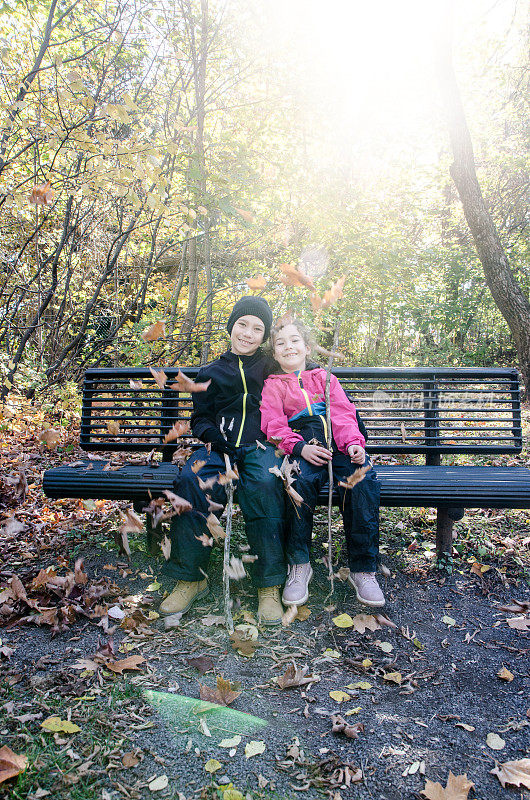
[1,402,529,800]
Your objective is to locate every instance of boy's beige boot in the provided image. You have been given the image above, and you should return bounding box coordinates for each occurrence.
[257,585,283,625]
[160,579,208,615]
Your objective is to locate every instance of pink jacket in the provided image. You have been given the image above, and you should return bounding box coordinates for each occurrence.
[260,368,365,456]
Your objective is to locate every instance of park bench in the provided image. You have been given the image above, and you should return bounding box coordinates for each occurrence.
[43,366,530,561]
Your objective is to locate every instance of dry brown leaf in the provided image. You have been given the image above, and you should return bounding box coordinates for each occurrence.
[105,655,146,674]
[338,464,371,489]
[129,379,143,390]
[162,490,192,515]
[224,557,246,580]
[163,420,191,443]
[334,566,351,581]
[507,616,530,631]
[374,613,397,629]
[122,752,141,768]
[206,513,225,541]
[218,466,239,485]
[235,207,254,223]
[168,370,211,393]
[497,599,530,614]
[0,745,28,784]
[331,715,364,739]
[420,772,474,800]
[229,631,259,657]
[198,475,218,491]
[246,275,267,290]
[497,667,514,682]
[149,367,167,390]
[142,321,166,342]
[313,344,346,361]
[206,494,224,512]
[281,606,298,627]
[160,535,172,560]
[279,262,315,290]
[29,181,54,206]
[191,459,206,473]
[490,758,530,789]
[295,605,311,621]
[38,428,61,449]
[199,675,241,706]
[187,655,215,674]
[119,507,144,535]
[195,533,214,547]
[320,276,346,309]
[106,420,121,436]
[351,613,381,634]
[276,661,318,689]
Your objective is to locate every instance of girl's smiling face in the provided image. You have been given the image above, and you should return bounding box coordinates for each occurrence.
[273,323,310,373]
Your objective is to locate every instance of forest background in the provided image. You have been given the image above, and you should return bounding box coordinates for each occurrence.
[0,0,529,404]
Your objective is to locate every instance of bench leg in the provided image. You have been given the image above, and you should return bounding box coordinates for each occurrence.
[436,508,453,566]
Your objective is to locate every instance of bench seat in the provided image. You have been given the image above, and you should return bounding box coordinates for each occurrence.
[43,462,530,510]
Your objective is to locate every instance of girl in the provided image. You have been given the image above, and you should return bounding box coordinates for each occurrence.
[260,317,384,608]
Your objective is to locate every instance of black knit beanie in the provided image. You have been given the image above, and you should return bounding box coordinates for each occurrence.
[226,296,273,341]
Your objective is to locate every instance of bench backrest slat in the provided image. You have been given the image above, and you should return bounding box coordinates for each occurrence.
[79,367,523,457]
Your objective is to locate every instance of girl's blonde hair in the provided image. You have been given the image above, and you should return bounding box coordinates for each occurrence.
[270,313,314,351]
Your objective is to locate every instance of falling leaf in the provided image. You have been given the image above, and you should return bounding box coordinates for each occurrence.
[149,367,167,390]
[245,741,266,758]
[330,690,351,702]
[199,675,241,706]
[195,533,214,547]
[224,557,246,580]
[164,420,191,443]
[486,733,505,750]
[276,662,319,690]
[38,428,61,449]
[168,370,211,393]
[246,275,267,289]
[29,181,54,206]
[338,464,371,489]
[142,321,166,342]
[129,379,143,390]
[148,774,169,791]
[279,262,315,290]
[490,758,530,789]
[160,535,171,560]
[218,466,239,485]
[219,735,241,748]
[334,567,351,581]
[320,276,346,309]
[198,475,218,491]
[206,513,225,541]
[41,716,81,734]
[235,207,254,223]
[400,422,407,443]
[191,460,207,473]
[0,746,28,784]
[205,759,222,773]
[163,490,192,515]
[420,772,474,800]
[206,494,224,512]
[106,420,121,436]
[497,667,514,682]
[119,507,144,535]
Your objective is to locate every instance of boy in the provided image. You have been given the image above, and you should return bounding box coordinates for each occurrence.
[160,296,287,624]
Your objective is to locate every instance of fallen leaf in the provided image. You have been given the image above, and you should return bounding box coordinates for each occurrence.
[148,774,169,791]
[332,613,354,628]
[334,567,350,581]
[296,605,311,621]
[229,630,259,658]
[187,656,214,674]
[219,735,241,748]
[0,745,28,784]
[383,671,402,684]
[41,716,81,734]
[281,606,298,627]
[122,752,141,767]
[377,640,393,653]
[420,772,474,800]
[490,758,530,789]
[497,667,514,682]
[205,759,222,773]
[38,428,61,449]
[142,321,166,342]
[486,732,505,750]
[277,661,318,690]
[455,723,475,732]
[442,615,456,627]
[330,690,351,702]
[347,681,372,690]
[330,714,364,739]
[105,655,146,674]
[199,675,241,707]
[506,616,530,631]
[245,740,265,758]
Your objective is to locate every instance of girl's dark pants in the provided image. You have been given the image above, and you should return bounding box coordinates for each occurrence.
[287,452,380,572]
[162,444,287,588]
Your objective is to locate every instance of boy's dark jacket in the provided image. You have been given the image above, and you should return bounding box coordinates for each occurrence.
[191,350,367,452]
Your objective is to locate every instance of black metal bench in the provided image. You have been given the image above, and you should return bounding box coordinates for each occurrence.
[43,367,530,561]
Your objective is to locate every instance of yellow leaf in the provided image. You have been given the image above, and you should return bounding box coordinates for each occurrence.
[329,690,351,702]
[344,707,362,716]
[223,790,244,800]
[41,716,81,733]
[332,613,354,628]
[219,735,241,748]
[205,759,222,773]
[377,641,393,653]
[323,649,341,658]
[346,681,372,690]
[361,658,372,668]
[245,740,265,758]
[383,671,402,684]
[497,667,514,682]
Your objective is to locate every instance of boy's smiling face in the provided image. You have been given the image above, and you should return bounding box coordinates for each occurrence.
[230,314,265,356]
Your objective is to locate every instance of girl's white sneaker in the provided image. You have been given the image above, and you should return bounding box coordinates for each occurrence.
[282,563,313,606]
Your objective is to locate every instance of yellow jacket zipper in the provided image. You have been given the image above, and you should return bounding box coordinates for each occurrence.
[235,358,248,447]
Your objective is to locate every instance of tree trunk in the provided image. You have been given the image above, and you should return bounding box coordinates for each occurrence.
[436,5,530,395]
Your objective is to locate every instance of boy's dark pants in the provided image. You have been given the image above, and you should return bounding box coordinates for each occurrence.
[287,453,380,572]
[162,444,287,587]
